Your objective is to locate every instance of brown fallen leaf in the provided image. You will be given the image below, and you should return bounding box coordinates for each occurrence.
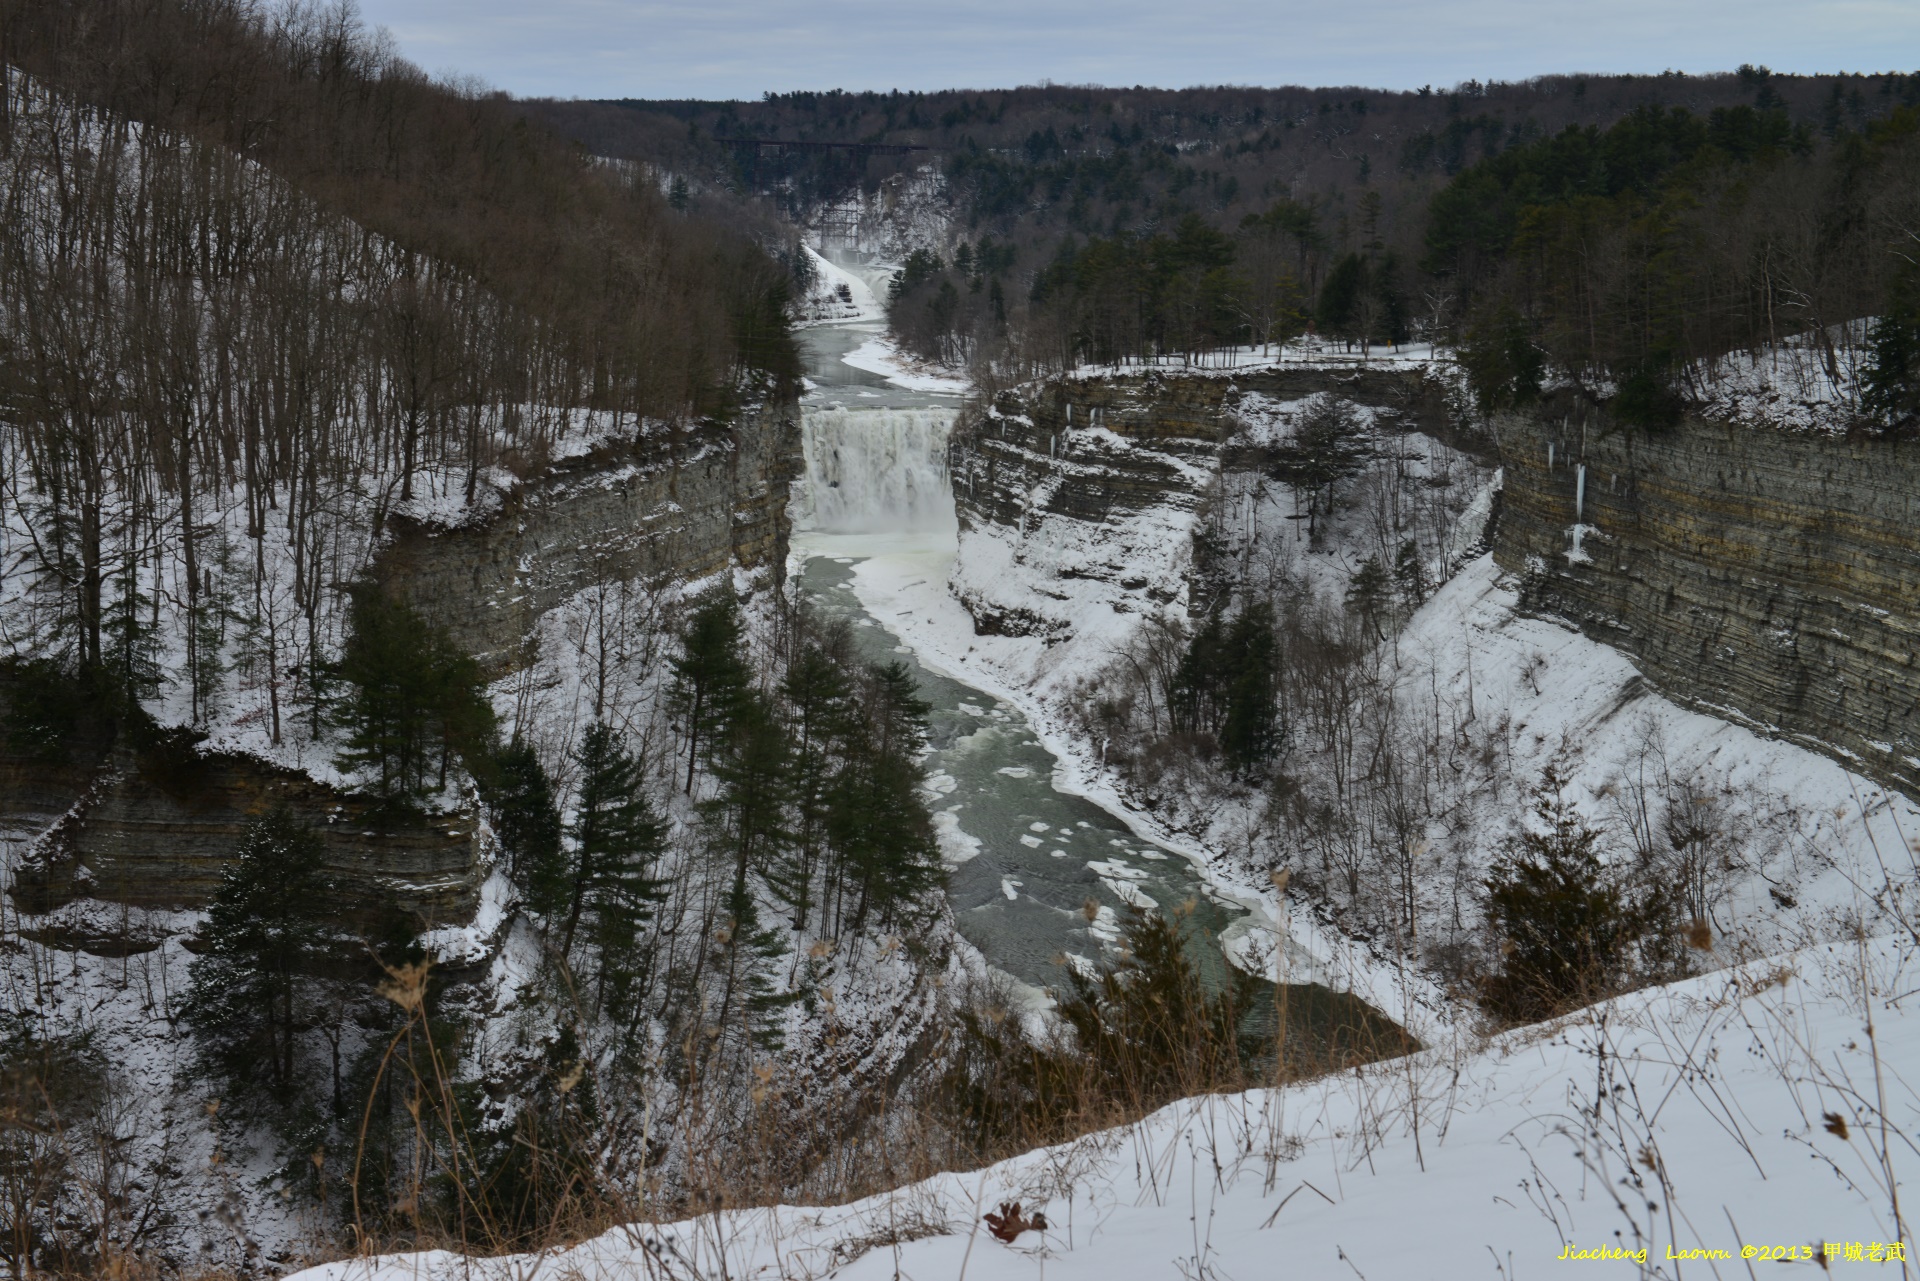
[984,1201,1049,1244]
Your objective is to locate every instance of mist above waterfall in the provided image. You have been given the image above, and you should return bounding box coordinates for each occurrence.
[797,407,958,536]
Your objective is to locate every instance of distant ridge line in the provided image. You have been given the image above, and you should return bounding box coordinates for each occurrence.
[716,137,932,154]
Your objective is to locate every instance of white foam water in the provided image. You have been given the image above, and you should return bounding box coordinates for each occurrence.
[796,406,957,535]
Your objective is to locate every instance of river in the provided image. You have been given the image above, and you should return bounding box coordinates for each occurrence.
[788,262,1269,1002]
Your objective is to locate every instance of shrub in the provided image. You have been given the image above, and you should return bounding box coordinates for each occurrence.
[1483,765,1656,1020]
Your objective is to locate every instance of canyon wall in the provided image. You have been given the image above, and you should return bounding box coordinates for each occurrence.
[9,740,479,933]
[946,364,1460,639]
[950,360,1920,807]
[1493,393,1920,796]
[2,398,801,934]
[380,400,800,678]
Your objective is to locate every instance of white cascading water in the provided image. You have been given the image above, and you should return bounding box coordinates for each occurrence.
[796,406,958,535]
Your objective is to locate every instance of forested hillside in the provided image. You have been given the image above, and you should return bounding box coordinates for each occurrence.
[0,2,946,1270]
[0,0,804,727]
[542,71,1920,420]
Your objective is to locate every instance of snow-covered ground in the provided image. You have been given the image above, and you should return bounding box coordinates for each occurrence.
[839,336,970,395]
[1684,320,1873,434]
[1394,556,1920,955]
[1061,338,1452,381]
[294,931,1920,1279]
[794,247,888,326]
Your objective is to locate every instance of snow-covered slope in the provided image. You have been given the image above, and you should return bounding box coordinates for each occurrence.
[794,246,887,326]
[295,933,1920,1279]
[1393,555,1920,957]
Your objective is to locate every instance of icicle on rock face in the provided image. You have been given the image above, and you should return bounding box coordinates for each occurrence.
[1575,463,1587,523]
[797,406,958,534]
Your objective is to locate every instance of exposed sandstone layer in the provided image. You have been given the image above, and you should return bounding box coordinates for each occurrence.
[11,744,478,929]
[1493,391,1920,795]
[379,400,801,677]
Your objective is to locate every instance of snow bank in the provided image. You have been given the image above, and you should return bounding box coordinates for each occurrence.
[839,336,970,395]
[294,934,1920,1279]
[794,246,887,326]
[1062,338,1449,382]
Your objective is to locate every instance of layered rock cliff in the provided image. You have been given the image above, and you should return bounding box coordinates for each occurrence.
[10,742,479,931]
[380,401,800,678]
[2,398,801,934]
[945,364,1463,641]
[1493,393,1920,796]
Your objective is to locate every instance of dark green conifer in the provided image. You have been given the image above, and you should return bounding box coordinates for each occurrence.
[1345,555,1390,640]
[1484,765,1649,1020]
[561,723,668,1013]
[182,807,338,1113]
[1863,269,1920,431]
[1393,539,1428,611]
[1216,608,1279,772]
[828,662,943,932]
[485,739,564,908]
[777,644,854,932]
[667,590,752,794]
[332,585,493,808]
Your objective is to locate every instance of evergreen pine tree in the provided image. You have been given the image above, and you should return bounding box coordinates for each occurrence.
[182,807,338,1115]
[1170,612,1225,739]
[827,663,944,932]
[1370,251,1411,347]
[333,585,436,802]
[1392,539,1428,611]
[1484,765,1646,1020]
[1344,555,1391,640]
[189,556,232,725]
[1055,905,1262,1106]
[667,591,752,794]
[706,690,791,905]
[104,553,161,703]
[1172,607,1279,771]
[702,690,796,1042]
[333,585,494,808]
[484,739,564,909]
[1315,253,1368,347]
[1217,607,1279,772]
[777,644,854,931]
[1266,395,1368,538]
[1862,269,1920,431]
[712,876,797,1051]
[560,723,668,1011]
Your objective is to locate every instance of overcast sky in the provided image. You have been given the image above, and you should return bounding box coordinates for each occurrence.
[354,0,1919,102]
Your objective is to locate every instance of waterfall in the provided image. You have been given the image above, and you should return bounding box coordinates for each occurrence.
[796,406,958,535]
[1575,464,1587,522]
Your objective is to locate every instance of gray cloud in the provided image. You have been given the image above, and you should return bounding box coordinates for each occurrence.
[358,0,1919,100]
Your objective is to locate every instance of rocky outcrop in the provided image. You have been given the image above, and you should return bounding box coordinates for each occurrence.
[1493,393,1920,795]
[11,743,478,930]
[946,365,1460,637]
[379,399,800,677]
